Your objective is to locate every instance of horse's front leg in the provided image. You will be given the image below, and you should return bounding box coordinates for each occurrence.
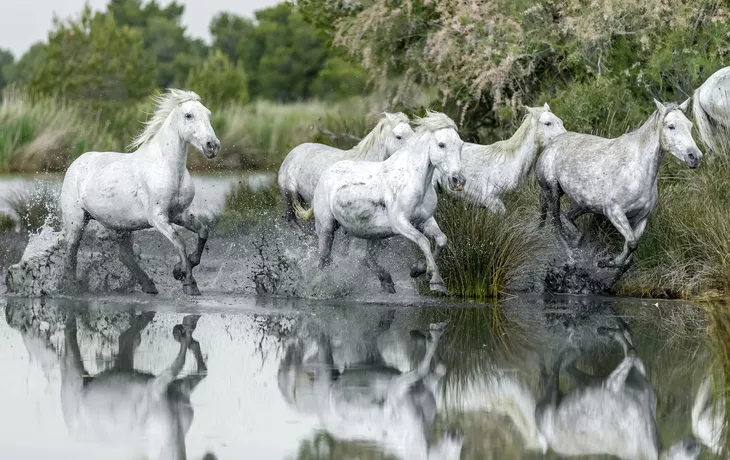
[172,210,209,269]
[391,214,446,293]
[598,206,637,268]
[148,211,200,296]
[410,217,447,279]
[364,239,396,293]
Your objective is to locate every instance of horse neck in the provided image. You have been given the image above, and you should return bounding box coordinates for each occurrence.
[632,112,664,181]
[362,128,389,161]
[150,117,188,175]
[507,117,539,178]
[407,133,437,191]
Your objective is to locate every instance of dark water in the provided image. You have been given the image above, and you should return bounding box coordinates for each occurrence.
[0,294,721,459]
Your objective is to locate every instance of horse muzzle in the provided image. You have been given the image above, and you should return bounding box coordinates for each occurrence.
[204,140,221,159]
[685,149,702,169]
[448,173,467,192]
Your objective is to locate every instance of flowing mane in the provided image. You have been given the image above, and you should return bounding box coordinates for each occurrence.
[129,89,202,151]
[474,106,547,158]
[351,112,409,159]
[413,110,458,134]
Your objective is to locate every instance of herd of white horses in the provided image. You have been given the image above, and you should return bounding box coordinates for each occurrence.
[56,67,730,296]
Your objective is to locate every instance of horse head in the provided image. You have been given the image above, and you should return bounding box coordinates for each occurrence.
[529,103,566,147]
[414,110,465,191]
[382,112,415,158]
[654,98,702,169]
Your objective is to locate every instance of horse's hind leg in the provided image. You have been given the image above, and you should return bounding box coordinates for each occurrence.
[315,214,336,269]
[118,232,158,294]
[283,191,304,230]
[62,207,90,284]
[410,217,446,279]
[364,239,396,293]
[115,311,155,371]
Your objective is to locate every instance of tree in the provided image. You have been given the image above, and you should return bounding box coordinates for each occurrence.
[310,56,369,100]
[186,49,249,108]
[27,6,156,104]
[0,48,14,92]
[3,43,45,86]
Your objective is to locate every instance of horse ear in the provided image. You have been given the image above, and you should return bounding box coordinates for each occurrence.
[678,98,691,114]
[543,102,551,111]
[653,99,666,113]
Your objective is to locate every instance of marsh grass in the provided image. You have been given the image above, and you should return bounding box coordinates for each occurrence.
[435,185,545,300]
[705,302,730,457]
[215,182,284,235]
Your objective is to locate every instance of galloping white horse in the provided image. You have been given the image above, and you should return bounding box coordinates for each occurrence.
[310,111,465,293]
[433,104,566,212]
[277,112,413,224]
[60,89,220,296]
[692,66,730,154]
[536,99,702,270]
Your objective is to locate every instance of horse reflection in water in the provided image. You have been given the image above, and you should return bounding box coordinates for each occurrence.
[61,312,209,460]
[278,319,463,460]
[536,319,700,460]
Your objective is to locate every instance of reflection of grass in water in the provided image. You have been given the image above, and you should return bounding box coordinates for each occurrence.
[215,182,283,235]
[703,302,730,456]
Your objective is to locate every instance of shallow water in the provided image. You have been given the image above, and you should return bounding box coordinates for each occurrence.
[0,293,719,459]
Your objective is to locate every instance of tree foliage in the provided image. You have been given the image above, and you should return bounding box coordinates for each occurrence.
[186,49,249,108]
[315,0,730,140]
[27,6,156,104]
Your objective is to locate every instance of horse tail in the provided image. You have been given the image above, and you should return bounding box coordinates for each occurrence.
[292,194,314,221]
[692,88,720,154]
[691,375,712,429]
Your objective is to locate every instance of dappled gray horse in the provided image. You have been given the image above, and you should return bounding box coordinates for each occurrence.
[693,66,730,154]
[61,313,208,460]
[536,99,702,270]
[433,104,566,212]
[277,112,414,225]
[278,322,462,460]
[536,320,700,460]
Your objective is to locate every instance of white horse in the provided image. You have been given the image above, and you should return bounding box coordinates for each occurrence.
[536,322,701,460]
[60,313,208,460]
[280,322,463,460]
[433,104,566,212]
[691,375,724,454]
[60,89,220,296]
[536,99,702,271]
[692,66,730,154]
[310,111,465,293]
[278,112,414,224]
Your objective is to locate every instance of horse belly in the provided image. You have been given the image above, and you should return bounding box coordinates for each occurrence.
[334,205,394,239]
[81,165,150,230]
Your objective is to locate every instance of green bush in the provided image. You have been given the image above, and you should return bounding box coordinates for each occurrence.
[186,49,250,109]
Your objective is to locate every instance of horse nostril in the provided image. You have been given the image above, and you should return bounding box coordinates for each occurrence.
[688,152,696,161]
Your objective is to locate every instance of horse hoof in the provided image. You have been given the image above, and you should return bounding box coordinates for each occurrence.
[430,282,449,294]
[141,283,158,295]
[183,283,202,296]
[410,266,426,278]
[381,281,396,294]
[182,314,201,332]
[173,263,184,281]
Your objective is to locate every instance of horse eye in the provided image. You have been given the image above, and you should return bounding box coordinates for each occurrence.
[185,113,193,120]
[668,124,675,130]
[545,122,552,126]
[396,135,403,140]
[438,142,446,148]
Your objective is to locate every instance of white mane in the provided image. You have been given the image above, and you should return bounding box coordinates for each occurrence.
[413,110,458,134]
[129,89,202,151]
[475,106,548,158]
[351,112,409,158]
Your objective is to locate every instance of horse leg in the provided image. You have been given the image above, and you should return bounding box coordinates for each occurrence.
[391,215,447,293]
[598,206,637,268]
[118,232,158,294]
[115,311,155,371]
[283,191,304,231]
[538,188,550,228]
[563,205,588,246]
[61,313,88,392]
[148,320,193,397]
[386,322,447,401]
[597,325,637,392]
[148,212,200,296]
[410,217,446,279]
[484,197,507,214]
[63,209,90,285]
[315,214,336,269]
[172,210,208,271]
[171,315,208,397]
[364,239,396,293]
